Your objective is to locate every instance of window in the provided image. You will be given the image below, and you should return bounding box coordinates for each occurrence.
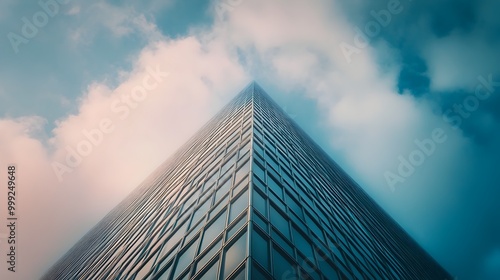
[305,212,324,242]
[157,242,180,272]
[196,259,219,280]
[270,205,290,239]
[234,160,250,185]
[227,139,239,153]
[192,198,211,226]
[227,214,247,241]
[265,154,279,173]
[185,222,203,243]
[239,141,251,158]
[292,227,313,260]
[252,178,266,194]
[253,212,268,232]
[267,176,283,199]
[252,229,269,271]
[272,247,295,279]
[172,237,199,279]
[228,266,246,280]
[196,239,222,274]
[229,190,249,224]
[252,162,265,182]
[285,192,301,217]
[251,264,270,279]
[298,254,320,280]
[232,180,247,198]
[254,143,264,157]
[156,260,173,280]
[205,171,218,188]
[252,189,267,217]
[271,229,294,257]
[222,231,248,279]
[221,154,237,176]
[200,211,227,252]
[215,179,232,203]
[318,256,339,280]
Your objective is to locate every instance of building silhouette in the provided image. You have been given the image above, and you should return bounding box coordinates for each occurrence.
[43,82,451,279]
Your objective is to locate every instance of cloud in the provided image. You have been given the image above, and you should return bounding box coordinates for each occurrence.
[423,31,500,92]
[68,2,163,46]
[0,18,248,279]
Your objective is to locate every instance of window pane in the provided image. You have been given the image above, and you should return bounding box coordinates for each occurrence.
[221,154,237,175]
[266,154,279,173]
[271,229,294,257]
[252,189,267,216]
[216,179,232,203]
[270,205,290,239]
[254,143,264,156]
[234,160,250,184]
[201,211,226,252]
[239,141,251,157]
[253,178,266,194]
[156,261,172,280]
[292,227,314,259]
[157,243,179,273]
[252,162,265,181]
[251,264,269,279]
[253,213,268,232]
[285,192,301,217]
[223,232,248,279]
[172,239,198,279]
[196,239,222,273]
[198,259,219,280]
[319,259,339,280]
[272,247,295,279]
[229,190,249,224]
[252,229,269,271]
[192,198,211,226]
[232,180,247,198]
[227,214,247,241]
[229,266,246,280]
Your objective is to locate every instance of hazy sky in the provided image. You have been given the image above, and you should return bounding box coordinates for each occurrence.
[0,0,499,279]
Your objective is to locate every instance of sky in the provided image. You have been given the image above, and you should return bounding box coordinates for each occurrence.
[0,0,499,279]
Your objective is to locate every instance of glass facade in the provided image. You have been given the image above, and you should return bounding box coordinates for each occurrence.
[43,83,451,280]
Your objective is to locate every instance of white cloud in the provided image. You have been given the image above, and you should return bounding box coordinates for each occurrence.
[0,19,248,279]
[423,31,500,92]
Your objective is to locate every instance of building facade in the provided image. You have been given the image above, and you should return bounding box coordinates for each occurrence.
[43,83,451,280]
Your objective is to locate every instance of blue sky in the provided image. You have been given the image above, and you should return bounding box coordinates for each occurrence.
[0,0,499,279]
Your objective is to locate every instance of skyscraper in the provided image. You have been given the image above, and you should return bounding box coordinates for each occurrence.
[43,83,451,280]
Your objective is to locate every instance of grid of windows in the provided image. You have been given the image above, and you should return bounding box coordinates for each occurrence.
[43,82,451,280]
[248,84,451,280]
